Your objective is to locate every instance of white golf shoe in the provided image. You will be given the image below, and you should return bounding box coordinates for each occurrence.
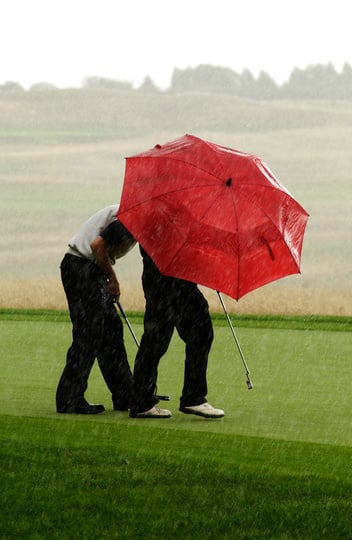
[179,402,224,418]
[131,406,172,418]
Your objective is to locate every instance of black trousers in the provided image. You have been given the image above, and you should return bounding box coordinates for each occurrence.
[131,250,214,414]
[56,254,133,412]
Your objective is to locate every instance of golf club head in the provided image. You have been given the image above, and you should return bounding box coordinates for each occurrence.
[246,378,253,390]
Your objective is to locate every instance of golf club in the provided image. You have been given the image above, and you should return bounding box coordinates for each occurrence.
[116,301,170,401]
[217,292,253,390]
[116,300,140,347]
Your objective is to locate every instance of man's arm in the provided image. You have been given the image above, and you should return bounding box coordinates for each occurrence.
[90,236,120,300]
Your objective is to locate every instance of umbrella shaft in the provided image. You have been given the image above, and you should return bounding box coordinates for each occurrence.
[217,292,251,377]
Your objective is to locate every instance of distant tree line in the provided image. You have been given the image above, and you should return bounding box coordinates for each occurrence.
[1,63,352,100]
[169,63,352,100]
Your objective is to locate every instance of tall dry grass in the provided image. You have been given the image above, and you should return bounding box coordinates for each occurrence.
[1,278,351,317]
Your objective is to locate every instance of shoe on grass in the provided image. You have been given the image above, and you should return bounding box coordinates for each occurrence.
[179,402,224,418]
[57,398,105,415]
[113,403,130,411]
[74,403,105,414]
[130,406,172,418]
[58,403,105,415]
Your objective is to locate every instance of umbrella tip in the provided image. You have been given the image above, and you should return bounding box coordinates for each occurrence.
[225,178,232,186]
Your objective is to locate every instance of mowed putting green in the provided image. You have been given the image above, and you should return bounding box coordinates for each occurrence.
[0,311,350,446]
[0,310,351,539]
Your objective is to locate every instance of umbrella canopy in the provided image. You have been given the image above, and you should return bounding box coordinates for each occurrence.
[118,134,309,300]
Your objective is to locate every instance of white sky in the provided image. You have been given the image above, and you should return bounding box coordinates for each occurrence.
[1,0,351,89]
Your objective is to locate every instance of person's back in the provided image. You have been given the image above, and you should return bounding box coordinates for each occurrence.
[56,205,136,415]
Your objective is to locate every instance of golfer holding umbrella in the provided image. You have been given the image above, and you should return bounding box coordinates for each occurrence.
[118,134,308,418]
[128,247,225,419]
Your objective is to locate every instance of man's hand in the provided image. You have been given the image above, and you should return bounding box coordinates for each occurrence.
[91,235,121,301]
[107,274,121,301]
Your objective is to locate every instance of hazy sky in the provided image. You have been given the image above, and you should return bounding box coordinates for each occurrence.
[1,0,351,89]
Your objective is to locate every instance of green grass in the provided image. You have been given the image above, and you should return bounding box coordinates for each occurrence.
[1,416,351,539]
[0,311,351,538]
[1,308,351,330]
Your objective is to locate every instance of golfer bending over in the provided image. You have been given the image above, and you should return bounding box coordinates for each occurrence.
[56,205,136,414]
[129,248,224,419]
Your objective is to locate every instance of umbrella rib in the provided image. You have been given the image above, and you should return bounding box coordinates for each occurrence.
[163,187,243,298]
[238,188,303,271]
[156,207,193,276]
[151,155,225,181]
[233,192,241,298]
[130,154,226,184]
[121,182,223,210]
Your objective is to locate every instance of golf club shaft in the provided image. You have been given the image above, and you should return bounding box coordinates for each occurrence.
[217,292,253,389]
[116,301,140,347]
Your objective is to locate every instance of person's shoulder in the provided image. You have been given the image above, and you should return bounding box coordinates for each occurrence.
[90,205,118,226]
[104,204,119,212]
[99,204,119,216]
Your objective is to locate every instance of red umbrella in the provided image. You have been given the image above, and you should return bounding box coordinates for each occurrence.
[118,134,309,301]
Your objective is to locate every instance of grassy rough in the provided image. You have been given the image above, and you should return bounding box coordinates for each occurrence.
[1,416,351,539]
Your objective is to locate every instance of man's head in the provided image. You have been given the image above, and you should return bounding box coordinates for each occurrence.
[115,220,135,242]
[110,220,136,260]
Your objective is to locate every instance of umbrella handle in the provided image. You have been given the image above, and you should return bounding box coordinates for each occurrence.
[217,292,253,390]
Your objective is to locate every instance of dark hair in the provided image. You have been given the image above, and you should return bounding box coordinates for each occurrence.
[115,220,134,241]
[101,219,135,244]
